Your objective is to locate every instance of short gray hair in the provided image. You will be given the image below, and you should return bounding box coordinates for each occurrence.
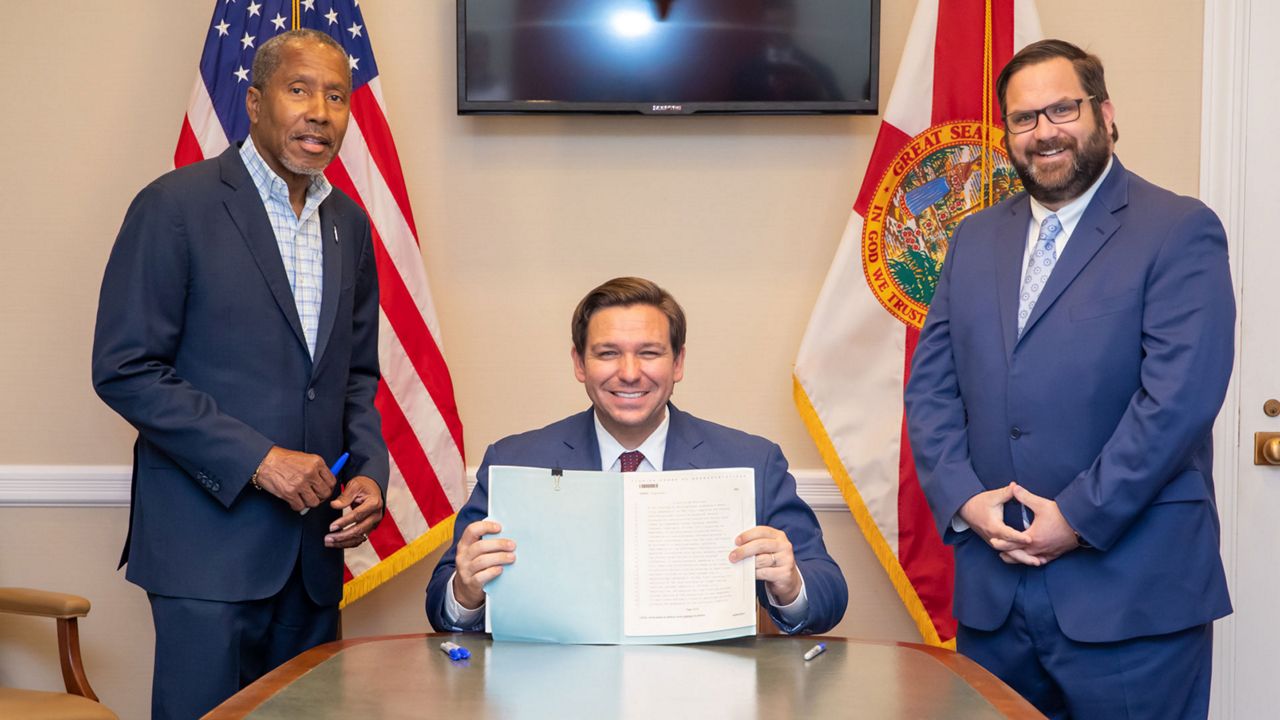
[251,29,351,90]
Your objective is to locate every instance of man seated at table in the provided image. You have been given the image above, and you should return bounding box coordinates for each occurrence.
[426,277,848,634]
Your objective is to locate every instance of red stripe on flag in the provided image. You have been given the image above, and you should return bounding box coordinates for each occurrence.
[933,0,1016,124]
[174,116,205,168]
[350,87,420,239]
[322,158,467,458]
[365,503,408,558]
[375,380,456,525]
[854,122,914,217]
[898,326,957,642]
[367,231,465,454]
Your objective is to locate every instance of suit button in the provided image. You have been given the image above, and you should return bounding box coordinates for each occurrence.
[1010,427,1022,439]
[211,483,220,492]
[307,388,317,400]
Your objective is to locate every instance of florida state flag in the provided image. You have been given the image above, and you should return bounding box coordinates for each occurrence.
[794,0,1040,647]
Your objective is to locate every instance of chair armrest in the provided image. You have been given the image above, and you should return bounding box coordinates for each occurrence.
[0,587,91,619]
[0,587,103,700]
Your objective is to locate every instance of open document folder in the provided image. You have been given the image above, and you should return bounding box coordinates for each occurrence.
[484,465,757,644]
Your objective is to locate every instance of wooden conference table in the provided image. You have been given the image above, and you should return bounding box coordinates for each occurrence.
[205,633,1044,719]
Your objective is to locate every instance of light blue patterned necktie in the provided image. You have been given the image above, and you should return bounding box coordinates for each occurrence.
[1017,214,1063,336]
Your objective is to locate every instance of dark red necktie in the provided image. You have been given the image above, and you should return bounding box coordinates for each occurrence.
[618,451,645,472]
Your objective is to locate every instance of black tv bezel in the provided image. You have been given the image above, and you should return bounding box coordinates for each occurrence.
[456,0,881,116]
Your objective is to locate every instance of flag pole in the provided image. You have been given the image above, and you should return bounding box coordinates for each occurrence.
[982,0,995,209]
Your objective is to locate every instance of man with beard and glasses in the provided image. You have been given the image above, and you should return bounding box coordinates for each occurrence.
[92,29,387,718]
[904,39,1233,720]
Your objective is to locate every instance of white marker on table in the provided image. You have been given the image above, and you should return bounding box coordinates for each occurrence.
[803,642,827,661]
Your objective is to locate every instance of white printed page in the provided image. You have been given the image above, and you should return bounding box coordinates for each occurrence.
[623,468,756,637]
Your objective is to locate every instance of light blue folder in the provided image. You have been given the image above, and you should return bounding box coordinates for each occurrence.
[485,465,756,644]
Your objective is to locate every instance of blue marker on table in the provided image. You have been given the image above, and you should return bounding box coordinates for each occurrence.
[300,452,349,516]
[803,642,827,661]
[440,641,471,661]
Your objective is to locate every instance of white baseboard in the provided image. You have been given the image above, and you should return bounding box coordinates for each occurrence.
[0,466,847,512]
[0,466,133,507]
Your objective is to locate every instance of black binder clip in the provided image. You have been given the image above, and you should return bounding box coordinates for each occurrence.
[552,465,563,492]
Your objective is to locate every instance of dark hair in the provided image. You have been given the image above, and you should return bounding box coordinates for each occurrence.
[996,39,1119,143]
[251,29,351,91]
[571,277,686,356]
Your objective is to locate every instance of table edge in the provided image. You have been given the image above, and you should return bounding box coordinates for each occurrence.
[202,633,1044,719]
[202,632,428,719]
[864,639,1046,720]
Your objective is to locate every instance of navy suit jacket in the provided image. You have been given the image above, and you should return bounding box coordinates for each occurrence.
[426,405,848,634]
[904,158,1234,642]
[92,145,389,606]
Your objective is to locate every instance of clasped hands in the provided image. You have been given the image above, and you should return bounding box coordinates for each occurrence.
[452,520,802,610]
[253,446,384,549]
[959,482,1079,567]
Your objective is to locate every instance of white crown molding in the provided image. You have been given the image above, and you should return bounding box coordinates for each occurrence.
[0,466,848,512]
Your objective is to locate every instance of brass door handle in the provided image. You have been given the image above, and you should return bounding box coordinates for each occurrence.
[1254,432,1280,465]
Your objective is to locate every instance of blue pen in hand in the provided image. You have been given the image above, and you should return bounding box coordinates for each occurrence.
[329,451,350,478]
[301,452,349,516]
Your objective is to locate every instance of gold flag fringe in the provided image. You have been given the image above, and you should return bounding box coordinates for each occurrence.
[794,375,954,649]
[340,514,457,609]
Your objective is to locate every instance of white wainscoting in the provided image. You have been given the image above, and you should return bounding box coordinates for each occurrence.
[0,466,847,511]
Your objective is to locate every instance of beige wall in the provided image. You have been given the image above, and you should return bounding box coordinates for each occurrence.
[0,1,1204,718]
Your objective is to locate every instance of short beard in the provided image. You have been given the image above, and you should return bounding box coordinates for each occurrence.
[1007,113,1111,207]
[279,155,328,177]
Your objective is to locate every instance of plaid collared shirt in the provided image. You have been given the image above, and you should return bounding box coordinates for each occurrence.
[240,137,332,358]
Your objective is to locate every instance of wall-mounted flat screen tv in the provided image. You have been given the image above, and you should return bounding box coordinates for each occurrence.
[458,0,880,115]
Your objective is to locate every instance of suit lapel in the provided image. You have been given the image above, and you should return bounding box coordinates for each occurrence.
[996,198,1033,359]
[663,405,707,470]
[1017,161,1127,341]
[558,410,602,470]
[311,206,343,372]
[219,148,309,356]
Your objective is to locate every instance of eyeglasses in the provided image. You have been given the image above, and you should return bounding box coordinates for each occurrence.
[1002,96,1095,135]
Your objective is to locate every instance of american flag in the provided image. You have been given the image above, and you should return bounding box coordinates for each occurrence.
[177,0,466,606]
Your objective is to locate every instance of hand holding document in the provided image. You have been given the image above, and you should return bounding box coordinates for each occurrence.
[484,465,757,644]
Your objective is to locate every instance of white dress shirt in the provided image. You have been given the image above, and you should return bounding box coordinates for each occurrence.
[594,412,668,473]
[1020,156,1114,277]
[239,136,330,358]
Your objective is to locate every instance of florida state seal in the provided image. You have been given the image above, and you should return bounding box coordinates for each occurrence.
[862,122,1023,328]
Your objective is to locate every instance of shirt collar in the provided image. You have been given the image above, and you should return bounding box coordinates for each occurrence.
[593,410,670,472]
[239,135,333,210]
[1028,155,1114,237]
